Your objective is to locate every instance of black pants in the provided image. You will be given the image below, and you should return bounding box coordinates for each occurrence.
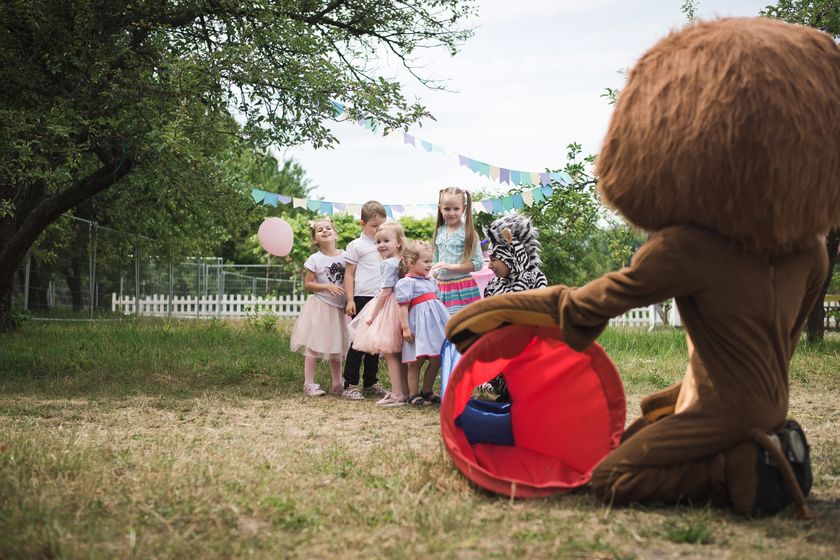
[343,295,380,387]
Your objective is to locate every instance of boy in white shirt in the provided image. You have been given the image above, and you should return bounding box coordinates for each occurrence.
[342,201,388,399]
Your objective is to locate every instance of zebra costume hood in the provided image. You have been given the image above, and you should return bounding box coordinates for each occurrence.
[484,215,547,296]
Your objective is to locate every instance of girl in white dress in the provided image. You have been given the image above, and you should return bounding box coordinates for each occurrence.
[289,217,350,397]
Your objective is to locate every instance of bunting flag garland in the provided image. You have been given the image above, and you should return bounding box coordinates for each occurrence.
[258,100,570,218]
[251,185,556,218]
[329,100,573,187]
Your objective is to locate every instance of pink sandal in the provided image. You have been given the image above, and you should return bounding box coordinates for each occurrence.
[375,392,406,407]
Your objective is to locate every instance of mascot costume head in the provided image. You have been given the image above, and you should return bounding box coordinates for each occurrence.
[447,17,840,517]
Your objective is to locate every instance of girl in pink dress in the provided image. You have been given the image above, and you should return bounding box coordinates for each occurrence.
[289,217,350,397]
[350,222,409,407]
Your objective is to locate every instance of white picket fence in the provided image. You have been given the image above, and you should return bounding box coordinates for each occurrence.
[112,292,681,327]
[111,293,308,318]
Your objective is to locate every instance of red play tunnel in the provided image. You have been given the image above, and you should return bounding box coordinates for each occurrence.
[440,325,625,498]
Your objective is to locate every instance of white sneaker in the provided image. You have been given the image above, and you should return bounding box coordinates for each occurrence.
[303,383,326,397]
[342,385,364,400]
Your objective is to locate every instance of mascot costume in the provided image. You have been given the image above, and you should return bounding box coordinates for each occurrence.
[447,17,840,517]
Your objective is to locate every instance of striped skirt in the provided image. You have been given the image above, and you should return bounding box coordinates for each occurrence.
[437,276,481,315]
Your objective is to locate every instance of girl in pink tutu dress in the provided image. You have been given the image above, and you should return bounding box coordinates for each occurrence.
[290,217,350,397]
[351,222,408,407]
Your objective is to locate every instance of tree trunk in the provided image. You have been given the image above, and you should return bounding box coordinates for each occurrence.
[0,151,133,332]
[805,229,840,344]
[0,220,22,332]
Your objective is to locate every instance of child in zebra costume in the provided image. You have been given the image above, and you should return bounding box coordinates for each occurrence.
[484,214,547,297]
[483,214,548,401]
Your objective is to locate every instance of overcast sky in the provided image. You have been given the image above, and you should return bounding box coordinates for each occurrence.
[278,0,772,209]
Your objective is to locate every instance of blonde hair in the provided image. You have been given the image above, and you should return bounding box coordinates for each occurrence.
[309,216,335,248]
[375,222,406,261]
[403,240,433,276]
[433,187,479,263]
[361,200,387,222]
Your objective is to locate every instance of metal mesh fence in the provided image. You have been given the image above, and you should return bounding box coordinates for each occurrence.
[11,216,298,320]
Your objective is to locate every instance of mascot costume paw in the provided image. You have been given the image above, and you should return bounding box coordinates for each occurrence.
[446,17,840,517]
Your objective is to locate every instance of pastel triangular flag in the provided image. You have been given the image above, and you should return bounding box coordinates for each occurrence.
[500,168,510,184]
[512,193,524,209]
[501,196,515,211]
[329,100,345,116]
[293,197,307,209]
[478,162,490,177]
[531,188,545,203]
[521,190,534,207]
[251,189,266,204]
[404,134,416,146]
[491,199,503,213]
[490,166,500,181]
[510,170,521,185]
[347,204,362,218]
[278,194,292,204]
[264,192,279,206]
[482,200,494,213]
[307,199,321,212]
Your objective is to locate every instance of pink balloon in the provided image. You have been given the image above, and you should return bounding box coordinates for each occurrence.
[258,218,294,257]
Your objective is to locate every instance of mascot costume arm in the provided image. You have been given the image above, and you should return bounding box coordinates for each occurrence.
[447,228,704,353]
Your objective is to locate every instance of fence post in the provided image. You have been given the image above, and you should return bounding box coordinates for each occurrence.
[195,258,200,318]
[23,255,31,311]
[217,265,223,317]
[134,246,140,318]
[168,257,174,318]
[89,221,97,320]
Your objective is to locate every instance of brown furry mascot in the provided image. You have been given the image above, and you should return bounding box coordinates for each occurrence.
[446,17,840,517]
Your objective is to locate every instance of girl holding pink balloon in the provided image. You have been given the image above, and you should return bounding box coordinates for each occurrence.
[289,217,351,397]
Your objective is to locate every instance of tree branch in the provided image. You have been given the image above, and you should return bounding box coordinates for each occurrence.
[0,148,134,268]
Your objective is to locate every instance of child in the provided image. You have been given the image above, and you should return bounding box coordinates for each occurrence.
[289,216,350,397]
[431,187,484,315]
[397,241,450,405]
[342,201,388,400]
[484,214,548,297]
[483,214,548,402]
[350,222,409,407]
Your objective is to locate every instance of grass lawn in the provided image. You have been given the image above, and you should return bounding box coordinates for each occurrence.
[1,319,839,558]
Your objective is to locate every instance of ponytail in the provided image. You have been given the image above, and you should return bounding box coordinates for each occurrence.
[434,187,478,263]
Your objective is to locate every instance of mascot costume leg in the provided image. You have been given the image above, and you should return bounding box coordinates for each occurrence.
[447,17,840,517]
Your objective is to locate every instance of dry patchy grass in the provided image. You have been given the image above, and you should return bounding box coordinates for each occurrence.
[0,322,838,559]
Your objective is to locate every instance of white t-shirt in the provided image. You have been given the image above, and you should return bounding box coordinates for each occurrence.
[344,234,380,297]
[304,250,347,308]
